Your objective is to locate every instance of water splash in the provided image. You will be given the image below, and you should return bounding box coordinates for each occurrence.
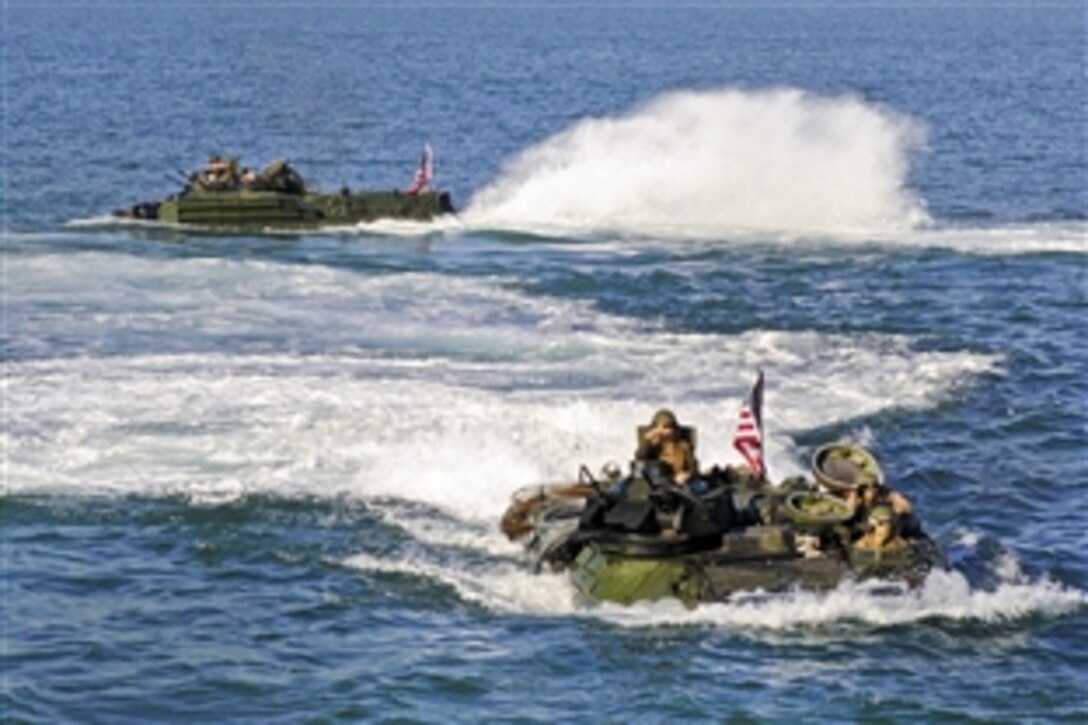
[343,523,1086,632]
[338,515,1086,632]
[5,342,998,505]
[465,87,930,238]
[342,551,578,617]
[593,568,1085,632]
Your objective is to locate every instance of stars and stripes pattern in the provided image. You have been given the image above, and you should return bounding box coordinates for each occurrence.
[404,143,434,195]
[733,369,765,479]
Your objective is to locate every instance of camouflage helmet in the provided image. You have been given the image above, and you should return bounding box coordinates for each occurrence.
[651,409,678,428]
[868,504,894,525]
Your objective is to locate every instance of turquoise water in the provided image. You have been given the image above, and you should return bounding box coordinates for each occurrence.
[4,5,1087,722]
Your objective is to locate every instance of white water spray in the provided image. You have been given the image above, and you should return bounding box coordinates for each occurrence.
[5,257,1001,506]
[7,252,1080,628]
[465,87,930,238]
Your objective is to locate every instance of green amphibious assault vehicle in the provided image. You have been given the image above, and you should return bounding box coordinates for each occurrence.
[501,442,945,608]
[113,152,453,230]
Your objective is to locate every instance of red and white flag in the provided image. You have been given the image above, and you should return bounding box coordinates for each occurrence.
[404,143,433,195]
[733,370,765,479]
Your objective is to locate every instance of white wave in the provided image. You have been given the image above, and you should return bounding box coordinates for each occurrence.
[376,505,518,559]
[576,545,1083,630]
[592,569,1086,631]
[338,532,1085,630]
[349,214,466,238]
[6,253,1001,505]
[64,215,197,234]
[896,221,1088,256]
[61,213,1086,257]
[5,332,999,507]
[341,551,578,616]
[619,220,1088,256]
[65,214,142,228]
[464,87,929,238]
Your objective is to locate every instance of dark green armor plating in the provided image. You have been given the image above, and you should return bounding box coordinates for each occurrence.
[114,158,454,231]
[504,460,945,608]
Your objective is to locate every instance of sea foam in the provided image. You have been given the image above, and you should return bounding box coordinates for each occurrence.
[465,87,930,238]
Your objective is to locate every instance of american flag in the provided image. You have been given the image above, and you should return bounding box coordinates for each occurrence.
[404,143,434,195]
[732,369,765,479]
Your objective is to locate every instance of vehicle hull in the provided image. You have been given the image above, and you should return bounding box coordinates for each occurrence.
[505,471,945,608]
[117,189,453,230]
[570,529,940,607]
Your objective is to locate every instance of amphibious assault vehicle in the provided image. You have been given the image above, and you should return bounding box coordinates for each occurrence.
[113,155,454,231]
[501,442,945,608]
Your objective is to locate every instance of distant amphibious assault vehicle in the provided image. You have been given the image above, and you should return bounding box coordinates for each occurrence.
[501,441,946,608]
[114,150,454,231]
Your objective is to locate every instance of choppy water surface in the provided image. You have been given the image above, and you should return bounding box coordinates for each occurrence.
[4,4,1086,722]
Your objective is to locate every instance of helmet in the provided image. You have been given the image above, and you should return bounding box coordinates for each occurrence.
[812,442,885,494]
[868,504,894,525]
[651,409,678,428]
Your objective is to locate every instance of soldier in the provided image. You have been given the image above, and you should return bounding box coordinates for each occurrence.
[853,505,908,551]
[197,154,238,190]
[635,409,699,484]
[843,478,919,538]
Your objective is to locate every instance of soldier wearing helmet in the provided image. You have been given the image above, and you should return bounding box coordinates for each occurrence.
[845,476,913,518]
[853,504,908,551]
[634,409,699,484]
[844,476,917,538]
[196,154,239,191]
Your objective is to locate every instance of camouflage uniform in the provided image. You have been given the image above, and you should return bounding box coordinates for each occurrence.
[847,485,920,538]
[635,409,698,482]
[853,504,908,551]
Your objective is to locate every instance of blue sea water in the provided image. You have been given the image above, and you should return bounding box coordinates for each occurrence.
[3,3,1087,722]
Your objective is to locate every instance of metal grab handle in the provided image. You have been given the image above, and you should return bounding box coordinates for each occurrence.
[578,464,601,492]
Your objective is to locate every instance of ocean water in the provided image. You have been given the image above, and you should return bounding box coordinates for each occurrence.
[3,4,1087,722]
